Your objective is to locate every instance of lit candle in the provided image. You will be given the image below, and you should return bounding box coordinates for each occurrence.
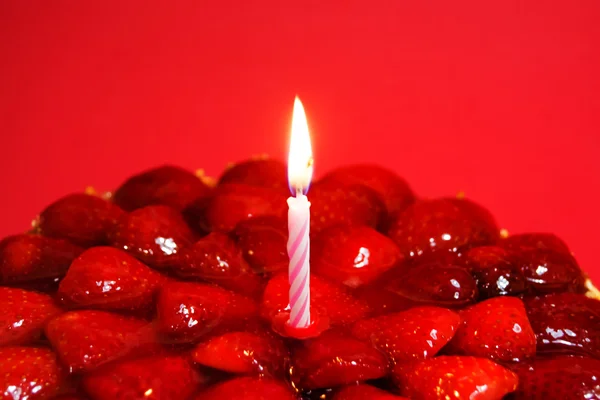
[287,97,313,329]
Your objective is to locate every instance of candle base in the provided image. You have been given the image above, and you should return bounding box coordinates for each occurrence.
[271,310,330,340]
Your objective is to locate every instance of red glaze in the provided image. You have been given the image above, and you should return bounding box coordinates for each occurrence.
[57,247,166,313]
[290,331,389,390]
[524,292,600,358]
[333,384,408,400]
[113,165,211,211]
[500,232,571,256]
[233,216,288,274]
[156,281,258,343]
[45,310,159,373]
[195,377,296,400]
[449,297,536,362]
[0,347,65,400]
[312,225,403,288]
[218,158,288,192]
[392,356,518,400]
[261,273,371,326]
[83,355,205,400]
[172,232,264,297]
[38,193,124,247]
[352,306,460,364]
[0,287,62,346]
[512,249,585,294]
[109,205,195,269]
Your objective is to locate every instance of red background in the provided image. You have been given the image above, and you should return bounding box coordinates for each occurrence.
[1,2,599,281]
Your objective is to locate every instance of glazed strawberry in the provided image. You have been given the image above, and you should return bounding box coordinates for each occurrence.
[57,247,166,312]
[351,306,460,364]
[312,225,402,287]
[45,310,158,372]
[511,249,585,294]
[524,292,600,358]
[446,197,499,237]
[218,158,288,192]
[195,377,295,400]
[333,384,408,400]
[448,297,536,362]
[233,216,288,274]
[387,198,498,260]
[463,246,528,298]
[309,181,386,234]
[108,205,195,269]
[386,263,478,307]
[113,165,211,211]
[204,183,287,232]
[172,232,264,297]
[392,356,518,400]
[353,280,418,316]
[510,356,600,400]
[0,347,65,400]
[0,287,62,346]
[319,164,415,217]
[156,281,258,343]
[0,234,83,285]
[191,330,289,375]
[290,330,389,390]
[83,355,205,400]
[500,232,571,256]
[38,193,124,247]
[261,272,371,326]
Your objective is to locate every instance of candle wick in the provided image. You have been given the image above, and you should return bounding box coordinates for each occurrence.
[296,187,303,197]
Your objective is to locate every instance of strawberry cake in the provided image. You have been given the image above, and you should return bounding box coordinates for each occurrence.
[0,158,598,400]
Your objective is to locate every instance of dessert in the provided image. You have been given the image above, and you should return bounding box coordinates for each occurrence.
[0,157,598,399]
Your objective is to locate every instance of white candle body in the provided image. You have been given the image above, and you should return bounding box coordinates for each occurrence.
[287,194,311,328]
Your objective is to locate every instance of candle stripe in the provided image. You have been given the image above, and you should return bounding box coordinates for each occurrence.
[289,243,309,284]
[291,294,309,327]
[288,218,308,260]
[290,269,308,306]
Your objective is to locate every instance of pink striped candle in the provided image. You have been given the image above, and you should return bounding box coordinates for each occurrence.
[287,97,314,329]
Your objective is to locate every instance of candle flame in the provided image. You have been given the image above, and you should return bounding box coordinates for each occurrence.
[288,96,313,195]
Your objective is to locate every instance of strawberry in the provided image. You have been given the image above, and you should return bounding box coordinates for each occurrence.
[510,356,600,400]
[351,306,460,364]
[232,216,288,274]
[524,292,600,358]
[318,164,415,217]
[261,272,371,326]
[204,183,287,232]
[83,355,205,400]
[108,205,195,269]
[218,158,288,192]
[312,225,403,287]
[0,234,83,285]
[386,263,478,307]
[195,377,295,400]
[333,384,408,400]
[309,181,386,234]
[289,330,389,390]
[113,165,211,211]
[0,287,62,346]
[448,297,536,362]
[392,356,518,400]
[387,198,498,260]
[191,330,289,375]
[352,280,418,316]
[0,347,65,399]
[156,281,258,343]
[45,310,159,372]
[57,247,166,313]
[500,232,571,256]
[38,193,125,247]
[172,232,264,297]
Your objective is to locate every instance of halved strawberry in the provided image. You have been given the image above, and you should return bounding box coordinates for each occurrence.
[312,225,403,287]
[38,193,124,247]
[0,234,83,285]
[500,232,571,256]
[351,306,460,364]
[333,384,408,400]
[45,310,159,372]
[0,287,62,346]
[261,273,371,326]
[57,247,166,313]
[0,347,65,400]
[113,165,211,211]
[218,158,288,192]
[83,355,205,400]
[448,297,536,362]
[290,330,389,390]
[232,216,288,274]
[156,281,258,343]
[195,377,295,400]
[392,356,518,400]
